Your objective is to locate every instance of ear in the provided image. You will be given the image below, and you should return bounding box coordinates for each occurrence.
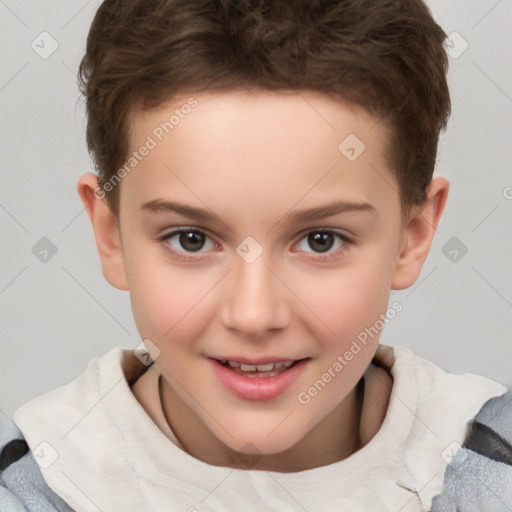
[392,177,449,290]
[77,173,129,291]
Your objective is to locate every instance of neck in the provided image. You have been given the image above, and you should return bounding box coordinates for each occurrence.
[159,374,366,472]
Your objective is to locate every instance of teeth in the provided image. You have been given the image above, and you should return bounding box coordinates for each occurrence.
[225,360,295,371]
[255,363,274,372]
[240,363,257,371]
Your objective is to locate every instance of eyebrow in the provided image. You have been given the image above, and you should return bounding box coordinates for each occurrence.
[140,198,376,223]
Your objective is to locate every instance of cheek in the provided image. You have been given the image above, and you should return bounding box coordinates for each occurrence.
[293,258,393,339]
[125,248,215,343]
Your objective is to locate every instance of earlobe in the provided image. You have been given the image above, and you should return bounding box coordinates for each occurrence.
[391,177,449,290]
[76,173,129,291]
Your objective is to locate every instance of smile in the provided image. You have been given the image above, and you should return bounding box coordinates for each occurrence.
[219,359,295,377]
[209,357,309,400]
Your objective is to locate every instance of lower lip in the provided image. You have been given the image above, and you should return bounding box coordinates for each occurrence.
[209,358,309,401]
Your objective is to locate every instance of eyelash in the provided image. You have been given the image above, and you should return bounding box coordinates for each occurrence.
[157,227,352,262]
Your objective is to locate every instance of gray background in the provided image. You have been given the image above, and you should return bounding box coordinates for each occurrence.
[1,0,511,419]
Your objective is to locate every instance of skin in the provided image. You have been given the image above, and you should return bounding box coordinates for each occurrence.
[77,90,448,472]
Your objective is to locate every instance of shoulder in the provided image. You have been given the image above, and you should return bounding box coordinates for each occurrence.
[431,389,512,511]
[373,344,507,429]
[14,346,143,443]
[372,345,509,508]
[388,345,507,413]
[0,415,74,511]
[6,347,151,511]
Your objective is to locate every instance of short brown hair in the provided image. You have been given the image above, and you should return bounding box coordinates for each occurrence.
[78,0,450,219]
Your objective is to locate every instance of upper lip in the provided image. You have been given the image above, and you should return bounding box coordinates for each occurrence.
[209,355,307,365]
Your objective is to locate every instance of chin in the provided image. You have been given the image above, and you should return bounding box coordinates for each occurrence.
[219,422,307,457]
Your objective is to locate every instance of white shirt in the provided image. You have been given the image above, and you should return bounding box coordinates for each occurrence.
[14,345,506,512]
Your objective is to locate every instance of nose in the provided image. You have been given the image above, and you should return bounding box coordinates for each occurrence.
[221,252,290,339]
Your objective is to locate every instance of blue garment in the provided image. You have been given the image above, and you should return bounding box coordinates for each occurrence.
[0,440,73,512]
[1,390,511,511]
[430,389,512,511]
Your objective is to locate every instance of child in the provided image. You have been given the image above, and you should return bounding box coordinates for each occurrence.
[1,0,511,510]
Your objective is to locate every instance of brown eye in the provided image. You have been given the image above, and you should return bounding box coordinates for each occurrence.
[161,228,216,256]
[307,232,335,253]
[179,231,206,252]
[295,230,351,259]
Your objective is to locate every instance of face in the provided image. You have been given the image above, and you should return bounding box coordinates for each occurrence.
[115,90,407,466]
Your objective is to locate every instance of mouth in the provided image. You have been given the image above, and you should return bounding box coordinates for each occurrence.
[216,359,297,378]
[209,356,310,400]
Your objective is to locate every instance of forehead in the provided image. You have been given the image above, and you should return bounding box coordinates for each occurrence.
[121,90,399,225]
